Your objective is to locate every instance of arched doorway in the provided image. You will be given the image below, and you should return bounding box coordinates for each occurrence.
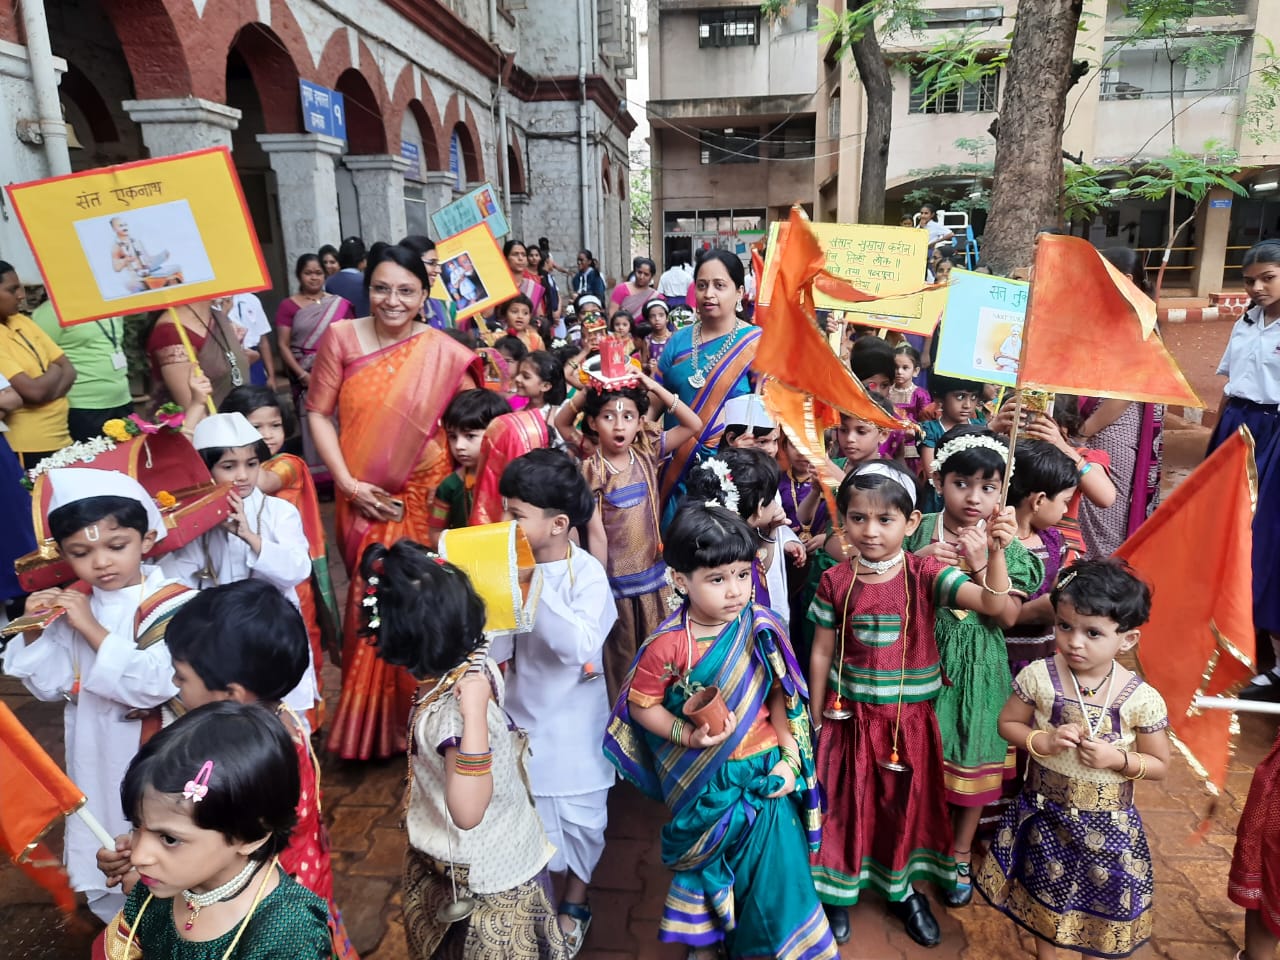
[225,23,303,304]
[334,68,388,238]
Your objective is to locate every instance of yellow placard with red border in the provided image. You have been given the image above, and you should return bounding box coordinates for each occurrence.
[5,148,269,325]
[759,220,947,336]
[436,223,518,323]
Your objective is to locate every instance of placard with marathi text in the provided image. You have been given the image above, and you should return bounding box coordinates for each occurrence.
[6,148,269,325]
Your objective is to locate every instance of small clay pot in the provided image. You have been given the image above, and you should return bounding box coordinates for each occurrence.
[683,685,731,736]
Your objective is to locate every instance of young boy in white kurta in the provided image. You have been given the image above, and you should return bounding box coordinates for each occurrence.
[2,468,193,922]
[159,413,316,730]
[495,449,619,953]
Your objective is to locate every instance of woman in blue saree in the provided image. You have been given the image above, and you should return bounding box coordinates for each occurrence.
[603,502,836,960]
[656,250,759,522]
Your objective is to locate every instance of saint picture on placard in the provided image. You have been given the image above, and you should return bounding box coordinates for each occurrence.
[442,251,489,310]
[972,309,1023,375]
[74,199,215,301]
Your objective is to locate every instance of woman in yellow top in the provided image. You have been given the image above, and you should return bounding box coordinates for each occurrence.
[0,262,75,468]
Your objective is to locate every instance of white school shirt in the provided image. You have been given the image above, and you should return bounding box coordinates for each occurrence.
[158,489,317,728]
[1216,304,1280,405]
[498,546,618,797]
[2,567,181,898]
[227,293,271,350]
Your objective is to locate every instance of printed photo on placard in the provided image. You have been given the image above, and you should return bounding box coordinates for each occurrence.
[75,201,215,301]
[435,222,517,322]
[442,251,490,311]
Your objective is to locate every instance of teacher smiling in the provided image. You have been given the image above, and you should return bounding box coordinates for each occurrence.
[307,244,482,759]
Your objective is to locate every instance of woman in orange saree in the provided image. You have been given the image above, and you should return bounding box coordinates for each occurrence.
[308,246,482,759]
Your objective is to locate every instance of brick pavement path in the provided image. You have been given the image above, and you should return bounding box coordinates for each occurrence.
[1,667,1274,960]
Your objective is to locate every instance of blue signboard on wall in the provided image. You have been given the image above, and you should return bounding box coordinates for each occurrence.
[299,80,347,143]
[401,142,422,181]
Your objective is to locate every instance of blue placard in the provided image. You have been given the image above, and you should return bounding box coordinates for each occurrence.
[400,142,422,180]
[430,182,510,242]
[1209,198,1232,209]
[299,80,346,143]
[933,269,1030,387]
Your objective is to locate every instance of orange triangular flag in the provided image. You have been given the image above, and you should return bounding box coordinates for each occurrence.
[1114,427,1257,794]
[762,380,844,522]
[1020,235,1201,406]
[0,700,86,913]
[755,208,904,432]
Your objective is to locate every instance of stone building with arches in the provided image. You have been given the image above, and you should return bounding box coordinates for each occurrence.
[0,0,637,301]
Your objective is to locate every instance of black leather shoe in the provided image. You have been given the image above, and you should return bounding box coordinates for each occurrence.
[1239,670,1280,702]
[942,860,974,907]
[889,891,941,947]
[824,904,851,944]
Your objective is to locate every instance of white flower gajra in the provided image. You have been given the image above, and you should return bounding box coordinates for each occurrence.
[933,434,1012,480]
[24,436,118,484]
[702,458,740,514]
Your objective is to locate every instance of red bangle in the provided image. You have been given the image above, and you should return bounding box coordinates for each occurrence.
[346,480,360,502]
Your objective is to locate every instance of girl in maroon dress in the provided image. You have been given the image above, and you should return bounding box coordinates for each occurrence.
[1230,726,1280,960]
[807,459,1018,948]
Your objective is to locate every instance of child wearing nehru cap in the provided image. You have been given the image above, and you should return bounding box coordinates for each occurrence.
[3,468,194,922]
[160,412,317,731]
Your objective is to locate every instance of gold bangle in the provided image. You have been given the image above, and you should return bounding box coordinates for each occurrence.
[1126,753,1148,781]
[980,570,1011,596]
[1026,729,1049,759]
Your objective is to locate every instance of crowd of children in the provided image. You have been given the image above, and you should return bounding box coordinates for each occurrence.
[4,243,1280,960]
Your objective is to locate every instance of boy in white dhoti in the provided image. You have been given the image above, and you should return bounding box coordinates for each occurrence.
[3,468,193,921]
[160,412,316,732]
[495,449,618,957]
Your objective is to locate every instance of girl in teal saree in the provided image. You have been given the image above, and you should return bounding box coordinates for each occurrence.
[603,502,837,960]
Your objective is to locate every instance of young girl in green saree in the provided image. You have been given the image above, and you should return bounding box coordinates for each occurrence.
[603,501,837,959]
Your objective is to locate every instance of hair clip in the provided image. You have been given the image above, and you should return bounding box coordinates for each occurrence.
[182,761,213,803]
[1055,568,1079,591]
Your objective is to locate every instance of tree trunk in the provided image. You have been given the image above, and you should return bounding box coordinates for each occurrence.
[850,1,892,225]
[981,0,1085,274]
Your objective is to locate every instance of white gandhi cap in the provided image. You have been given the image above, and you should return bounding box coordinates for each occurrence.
[192,412,263,452]
[47,467,167,542]
[722,393,775,432]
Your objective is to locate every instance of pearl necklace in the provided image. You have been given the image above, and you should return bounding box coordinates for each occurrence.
[688,320,742,389]
[858,551,905,575]
[182,858,260,929]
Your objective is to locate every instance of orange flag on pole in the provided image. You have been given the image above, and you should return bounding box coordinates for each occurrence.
[1114,427,1257,794]
[754,207,905,432]
[0,699,88,912]
[1019,234,1202,406]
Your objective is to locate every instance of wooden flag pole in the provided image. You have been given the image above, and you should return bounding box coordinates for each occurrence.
[999,271,1037,510]
[168,306,217,414]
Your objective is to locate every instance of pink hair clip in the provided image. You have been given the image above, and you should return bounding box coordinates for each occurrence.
[182,760,214,803]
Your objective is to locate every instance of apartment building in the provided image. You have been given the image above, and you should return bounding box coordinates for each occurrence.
[814,0,1280,295]
[646,0,820,270]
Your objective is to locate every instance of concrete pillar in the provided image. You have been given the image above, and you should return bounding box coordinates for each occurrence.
[122,97,241,157]
[1191,186,1232,298]
[422,172,455,222]
[343,154,411,244]
[509,192,529,241]
[0,39,67,278]
[257,133,344,273]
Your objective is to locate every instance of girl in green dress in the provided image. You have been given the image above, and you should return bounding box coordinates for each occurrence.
[906,426,1044,909]
[103,701,330,959]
